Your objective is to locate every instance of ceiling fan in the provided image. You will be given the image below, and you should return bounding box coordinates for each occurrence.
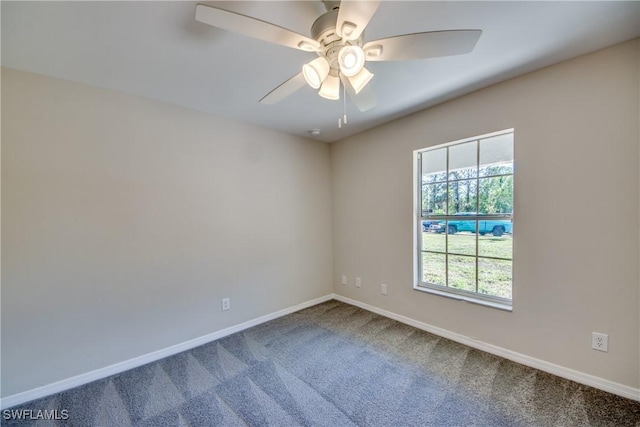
[195,1,481,112]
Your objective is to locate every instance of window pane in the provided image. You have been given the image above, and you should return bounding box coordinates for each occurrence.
[421,183,447,215]
[478,258,512,299]
[421,148,447,183]
[447,180,477,215]
[447,227,476,256]
[449,141,477,180]
[478,176,513,215]
[422,252,446,286]
[479,133,513,177]
[416,130,513,305]
[478,233,512,260]
[448,255,476,292]
[422,228,446,253]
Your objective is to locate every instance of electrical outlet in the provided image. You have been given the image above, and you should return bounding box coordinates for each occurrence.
[355,277,362,288]
[381,283,388,295]
[341,275,347,285]
[222,298,231,311]
[592,332,608,352]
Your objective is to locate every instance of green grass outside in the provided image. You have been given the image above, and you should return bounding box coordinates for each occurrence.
[421,232,512,299]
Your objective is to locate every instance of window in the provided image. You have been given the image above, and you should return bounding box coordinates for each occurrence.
[414,129,514,310]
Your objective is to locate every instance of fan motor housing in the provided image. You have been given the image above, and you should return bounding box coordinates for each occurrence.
[311,10,363,70]
[311,10,340,44]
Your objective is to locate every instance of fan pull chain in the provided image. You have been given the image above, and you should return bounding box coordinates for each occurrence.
[338,83,343,128]
[338,82,347,129]
[343,83,348,125]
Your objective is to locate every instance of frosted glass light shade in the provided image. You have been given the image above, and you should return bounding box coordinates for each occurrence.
[338,45,365,77]
[348,67,374,94]
[302,57,330,89]
[318,74,340,100]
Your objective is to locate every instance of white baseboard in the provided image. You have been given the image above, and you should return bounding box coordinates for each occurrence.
[333,294,640,402]
[0,294,334,410]
[3,292,638,409]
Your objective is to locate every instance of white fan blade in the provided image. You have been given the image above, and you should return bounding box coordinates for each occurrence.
[336,1,381,41]
[363,30,482,61]
[340,74,376,112]
[195,4,322,53]
[259,73,308,105]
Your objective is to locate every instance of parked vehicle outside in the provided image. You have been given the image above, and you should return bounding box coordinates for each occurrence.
[445,212,512,236]
[423,213,512,236]
[421,220,442,232]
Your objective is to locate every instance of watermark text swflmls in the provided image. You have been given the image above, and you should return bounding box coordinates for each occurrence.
[2,409,70,421]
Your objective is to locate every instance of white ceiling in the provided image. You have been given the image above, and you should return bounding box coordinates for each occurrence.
[2,1,639,142]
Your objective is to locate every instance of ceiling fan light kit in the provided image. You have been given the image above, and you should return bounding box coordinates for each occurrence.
[303,57,330,89]
[303,41,368,97]
[337,45,365,77]
[319,74,340,100]
[195,1,482,118]
[348,67,374,94]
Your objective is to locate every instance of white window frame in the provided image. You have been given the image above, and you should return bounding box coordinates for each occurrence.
[413,129,514,311]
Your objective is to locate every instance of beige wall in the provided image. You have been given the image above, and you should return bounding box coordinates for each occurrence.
[1,68,333,397]
[2,39,639,399]
[331,40,640,388]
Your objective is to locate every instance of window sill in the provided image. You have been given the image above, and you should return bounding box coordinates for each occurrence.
[414,285,513,312]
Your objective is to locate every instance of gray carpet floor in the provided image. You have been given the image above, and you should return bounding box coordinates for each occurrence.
[3,300,640,426]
